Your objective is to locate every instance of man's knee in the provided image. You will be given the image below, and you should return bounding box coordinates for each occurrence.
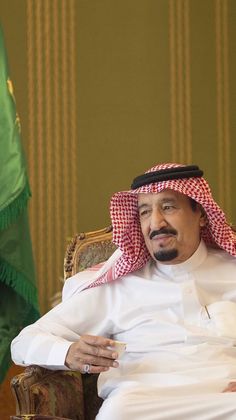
[96,391,131,420]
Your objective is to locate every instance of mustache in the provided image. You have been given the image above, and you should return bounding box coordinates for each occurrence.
[149,228,177,240]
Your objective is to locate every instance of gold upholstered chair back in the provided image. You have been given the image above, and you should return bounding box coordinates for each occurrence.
[64,226,116,279]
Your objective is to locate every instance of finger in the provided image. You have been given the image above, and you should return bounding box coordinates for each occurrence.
[80,338,119,360]
[223,385,236,393]
[68,338,114,359]
[82,334,113,347]
[67,341,118,369]
[82,335,120,355]
[82,364,110,374]
[223,381,236,392]
[79,352,119,368]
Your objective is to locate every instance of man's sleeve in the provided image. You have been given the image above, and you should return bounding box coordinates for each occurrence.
[11,284,112,369]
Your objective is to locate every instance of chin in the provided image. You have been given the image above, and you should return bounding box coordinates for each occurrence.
[153,248,178,262]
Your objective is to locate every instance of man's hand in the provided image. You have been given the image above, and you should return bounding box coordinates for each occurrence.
[222,382,236,392]
[65,334,119,374]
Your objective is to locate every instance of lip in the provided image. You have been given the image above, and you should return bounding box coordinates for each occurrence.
[150,233,174,241]
[150,234,176,248]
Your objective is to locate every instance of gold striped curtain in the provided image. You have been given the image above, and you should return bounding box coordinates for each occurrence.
[169,0,231,217]
[169,0,192,164]
[215,0,231,217]
[26,0,78,312]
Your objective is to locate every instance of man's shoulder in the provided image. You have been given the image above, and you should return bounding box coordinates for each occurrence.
[124,259,153,279]
[207,246,236,266]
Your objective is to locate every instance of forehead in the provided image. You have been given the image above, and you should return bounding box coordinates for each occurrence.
[137,189,189,205]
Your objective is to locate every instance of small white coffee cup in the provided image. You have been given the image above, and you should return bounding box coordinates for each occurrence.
[107,340,126,358]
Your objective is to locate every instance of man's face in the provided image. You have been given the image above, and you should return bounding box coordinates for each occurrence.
[138,189,205,264]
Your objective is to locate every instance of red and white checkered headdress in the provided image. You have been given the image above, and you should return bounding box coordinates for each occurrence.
[89,163,236,288]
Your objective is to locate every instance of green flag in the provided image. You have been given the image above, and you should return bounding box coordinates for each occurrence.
[0,25,40,382]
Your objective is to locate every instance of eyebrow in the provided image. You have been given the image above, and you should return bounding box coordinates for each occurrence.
[138,197,177,208]
[137,203,149,211]
[159,197,177,204]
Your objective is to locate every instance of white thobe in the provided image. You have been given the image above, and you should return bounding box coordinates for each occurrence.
[11,241,236,419]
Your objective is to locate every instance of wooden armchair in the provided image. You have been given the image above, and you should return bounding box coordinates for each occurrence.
[10,227,117,420]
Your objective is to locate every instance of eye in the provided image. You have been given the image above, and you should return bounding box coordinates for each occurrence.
[139,208,151,217]
[162,204,175,212]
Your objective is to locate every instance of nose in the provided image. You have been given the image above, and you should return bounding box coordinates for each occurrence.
[150,209,167,231]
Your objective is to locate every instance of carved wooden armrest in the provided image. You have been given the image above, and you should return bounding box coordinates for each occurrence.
[10,416,72,419]
[10,366,84,420]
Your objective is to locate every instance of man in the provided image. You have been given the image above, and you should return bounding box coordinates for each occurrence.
[11,163,236,419]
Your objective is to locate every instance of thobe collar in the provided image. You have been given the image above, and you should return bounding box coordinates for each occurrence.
[154,240,208,280]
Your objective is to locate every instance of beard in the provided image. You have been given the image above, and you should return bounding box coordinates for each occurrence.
[150,228,178,262]
[153,248,178,262]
